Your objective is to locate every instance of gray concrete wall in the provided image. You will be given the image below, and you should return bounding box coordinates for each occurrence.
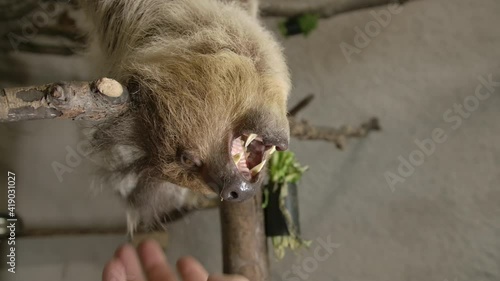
[1,0,499,280]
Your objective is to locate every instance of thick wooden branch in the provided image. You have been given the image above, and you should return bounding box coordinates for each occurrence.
[260,0,412,18]
[0,81,380,149]
[0,78,129,122]
[220,192,270,281]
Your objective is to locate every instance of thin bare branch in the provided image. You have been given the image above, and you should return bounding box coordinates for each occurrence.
[289,116,381,149]
[288,94,315,117]
[0,0,416,57]
[0,41,84,56]
[287,95,381,148]
[0,0,39,21]
[21,226,127,237]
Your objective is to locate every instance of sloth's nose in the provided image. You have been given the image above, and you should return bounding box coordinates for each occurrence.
[201,165,257,202]
[263,134,289,151]
[276,141,288,151]
[220,181,254,202]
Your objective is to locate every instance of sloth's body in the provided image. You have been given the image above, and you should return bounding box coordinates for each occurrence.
[81,0,290,231]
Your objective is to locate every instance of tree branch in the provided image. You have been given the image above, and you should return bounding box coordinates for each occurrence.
[289,116,381,149]
[0,78,129,122]
[0,40,84,56]
[0,0,39,21]
[220,192,270,281]
[288,94,315,117]
[260,0,412,18]
[0,0,417,56]
[1,81,380,149]
[287,95,381,149]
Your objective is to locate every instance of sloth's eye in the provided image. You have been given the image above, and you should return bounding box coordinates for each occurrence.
[180,153,202,168]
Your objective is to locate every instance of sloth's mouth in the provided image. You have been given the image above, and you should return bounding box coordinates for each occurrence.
[230,133,276,181]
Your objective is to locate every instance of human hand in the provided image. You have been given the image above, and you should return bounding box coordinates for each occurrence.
[102,239,248,281]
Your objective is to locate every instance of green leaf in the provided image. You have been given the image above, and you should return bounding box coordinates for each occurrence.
[267,151,307,185]
[266,151,309,259]
[298,14,319,36]
[262,188,269,208]
[278,22,288,37]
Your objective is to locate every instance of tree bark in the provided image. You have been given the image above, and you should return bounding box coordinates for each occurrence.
[0,81,380,149]
[220,191,270,281]
[0,78,128,122]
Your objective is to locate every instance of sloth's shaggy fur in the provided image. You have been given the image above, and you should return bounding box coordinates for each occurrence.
[80,0,290,231]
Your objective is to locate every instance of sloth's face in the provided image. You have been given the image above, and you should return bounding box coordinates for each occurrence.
[127,48,290,202]
[197,110,290,202]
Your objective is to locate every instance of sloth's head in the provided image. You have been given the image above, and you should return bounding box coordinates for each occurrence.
[94,15,291,202]
[130,50,289,202]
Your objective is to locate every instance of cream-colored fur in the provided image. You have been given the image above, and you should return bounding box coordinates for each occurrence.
[80,0,290,231]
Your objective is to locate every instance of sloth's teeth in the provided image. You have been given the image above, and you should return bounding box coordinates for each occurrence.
[245,133,258,148]
[263,145,276,160]
[251,160,267,176]
[233,152,244,165]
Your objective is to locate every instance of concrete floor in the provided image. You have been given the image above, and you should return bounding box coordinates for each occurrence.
[1,0,500,280]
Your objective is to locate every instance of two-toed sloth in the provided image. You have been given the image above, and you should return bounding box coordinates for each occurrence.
[80,0,290,232]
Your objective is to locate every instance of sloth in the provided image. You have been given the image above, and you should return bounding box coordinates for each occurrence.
[80,0,290,232]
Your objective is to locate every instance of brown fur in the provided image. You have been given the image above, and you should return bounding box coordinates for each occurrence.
[81,0,290,231]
